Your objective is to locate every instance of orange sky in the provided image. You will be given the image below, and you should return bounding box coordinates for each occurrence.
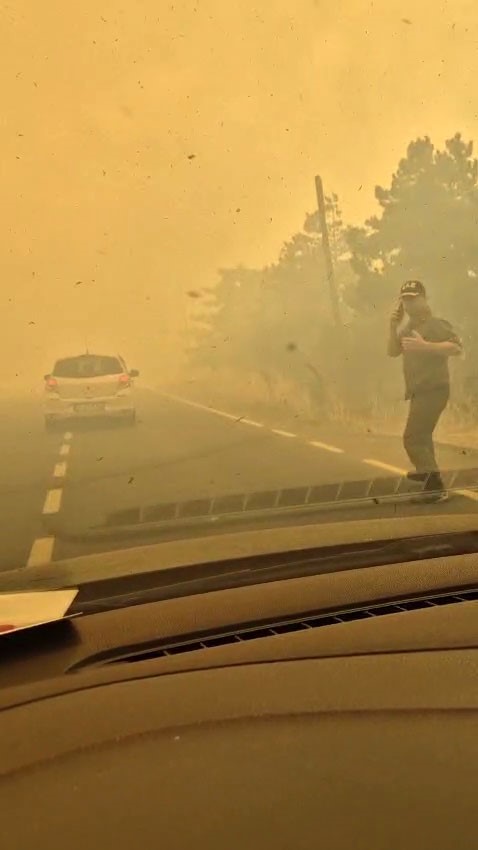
[2,0,477,385]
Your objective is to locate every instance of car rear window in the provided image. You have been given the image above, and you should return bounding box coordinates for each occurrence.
[52,356,124,378]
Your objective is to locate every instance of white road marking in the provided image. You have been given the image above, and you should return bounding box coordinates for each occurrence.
[164,393,260,425]
[309,440,344,454]
[363,459,407,475]
[204,406,233,418]
[27,537,55,568]
[363,458,478,502]
[216,411,239,420]
[165,395,478,502]
[43,488,63,515]
[241,418,264,428]
[27,435,73,566]
[456,488,478,501]
[166,393,348,446]
[164,394,231,416]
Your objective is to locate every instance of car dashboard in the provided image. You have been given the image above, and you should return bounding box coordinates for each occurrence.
[1,552,477,850]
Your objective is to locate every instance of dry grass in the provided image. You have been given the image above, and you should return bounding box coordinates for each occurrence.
[318,386,402,436]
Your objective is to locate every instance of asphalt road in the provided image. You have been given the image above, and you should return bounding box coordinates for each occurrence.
[1,389,478,573]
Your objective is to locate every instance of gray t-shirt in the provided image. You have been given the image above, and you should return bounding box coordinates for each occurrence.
[398,315,462,399]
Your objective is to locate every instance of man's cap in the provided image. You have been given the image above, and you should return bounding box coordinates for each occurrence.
[400,280,426,298]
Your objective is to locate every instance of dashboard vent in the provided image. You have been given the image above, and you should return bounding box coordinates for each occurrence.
[102,587,478,666]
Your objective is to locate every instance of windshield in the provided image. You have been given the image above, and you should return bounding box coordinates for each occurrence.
[53,356,124,378]
[2,1,478,612]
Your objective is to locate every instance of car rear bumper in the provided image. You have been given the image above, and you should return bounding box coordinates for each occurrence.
[44,396,134,420]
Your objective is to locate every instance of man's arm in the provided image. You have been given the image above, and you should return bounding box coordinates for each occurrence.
[430,319,463,356]
[387,322,403,357]
[420,339,462,356]
[401,319,463,357]
[387,300,405,357]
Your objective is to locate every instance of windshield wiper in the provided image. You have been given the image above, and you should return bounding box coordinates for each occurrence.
[43,467,478,545]
[3,528,478,615]
[68,527,478,613]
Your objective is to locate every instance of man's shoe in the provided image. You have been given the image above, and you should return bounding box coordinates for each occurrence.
[411,490,450,504]
[422,490,450,504]
[425,472,445,492]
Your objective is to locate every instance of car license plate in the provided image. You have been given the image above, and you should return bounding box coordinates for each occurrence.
[75,403,104,413]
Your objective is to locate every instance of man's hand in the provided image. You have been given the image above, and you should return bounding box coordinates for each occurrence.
[401,331,460,356]
[390,299,404,325]
[401,331,429,352]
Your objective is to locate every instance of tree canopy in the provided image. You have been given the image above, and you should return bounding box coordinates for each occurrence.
[189,194,351,381]
[188,133,478,413]
[346,133,478,328]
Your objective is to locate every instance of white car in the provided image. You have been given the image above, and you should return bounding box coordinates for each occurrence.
[44,353,139,430]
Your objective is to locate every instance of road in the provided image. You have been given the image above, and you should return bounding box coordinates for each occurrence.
[1,389,478,573]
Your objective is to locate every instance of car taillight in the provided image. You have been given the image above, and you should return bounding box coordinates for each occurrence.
[46,377,58,390]
[118,374,130,387]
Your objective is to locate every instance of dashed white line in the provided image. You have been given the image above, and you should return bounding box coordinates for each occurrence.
[456,488,478,501]
[166,393,347,448]
[363,459,406,475]
[27,435,73,566]
[203,406,235,419]
[216,411,240,421]
[43,488,63,515]
[363,458,478,501]
[164,394,228,417]
[241,418,264,428]
[164,393,478,504]
[27,537,55,568]
[164,394,265,426]
[309,440,344,454]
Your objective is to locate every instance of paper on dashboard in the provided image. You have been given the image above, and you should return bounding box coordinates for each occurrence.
[0,589,79,634]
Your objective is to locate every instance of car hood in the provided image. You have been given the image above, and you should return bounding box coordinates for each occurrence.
[1,512,478,592]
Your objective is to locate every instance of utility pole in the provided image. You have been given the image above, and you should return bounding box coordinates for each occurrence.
[315,175,342,328]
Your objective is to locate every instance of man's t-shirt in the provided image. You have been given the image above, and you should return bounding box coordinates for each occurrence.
[398,315,462,399]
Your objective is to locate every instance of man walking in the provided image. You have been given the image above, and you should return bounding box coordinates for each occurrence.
[388,280,462,502]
